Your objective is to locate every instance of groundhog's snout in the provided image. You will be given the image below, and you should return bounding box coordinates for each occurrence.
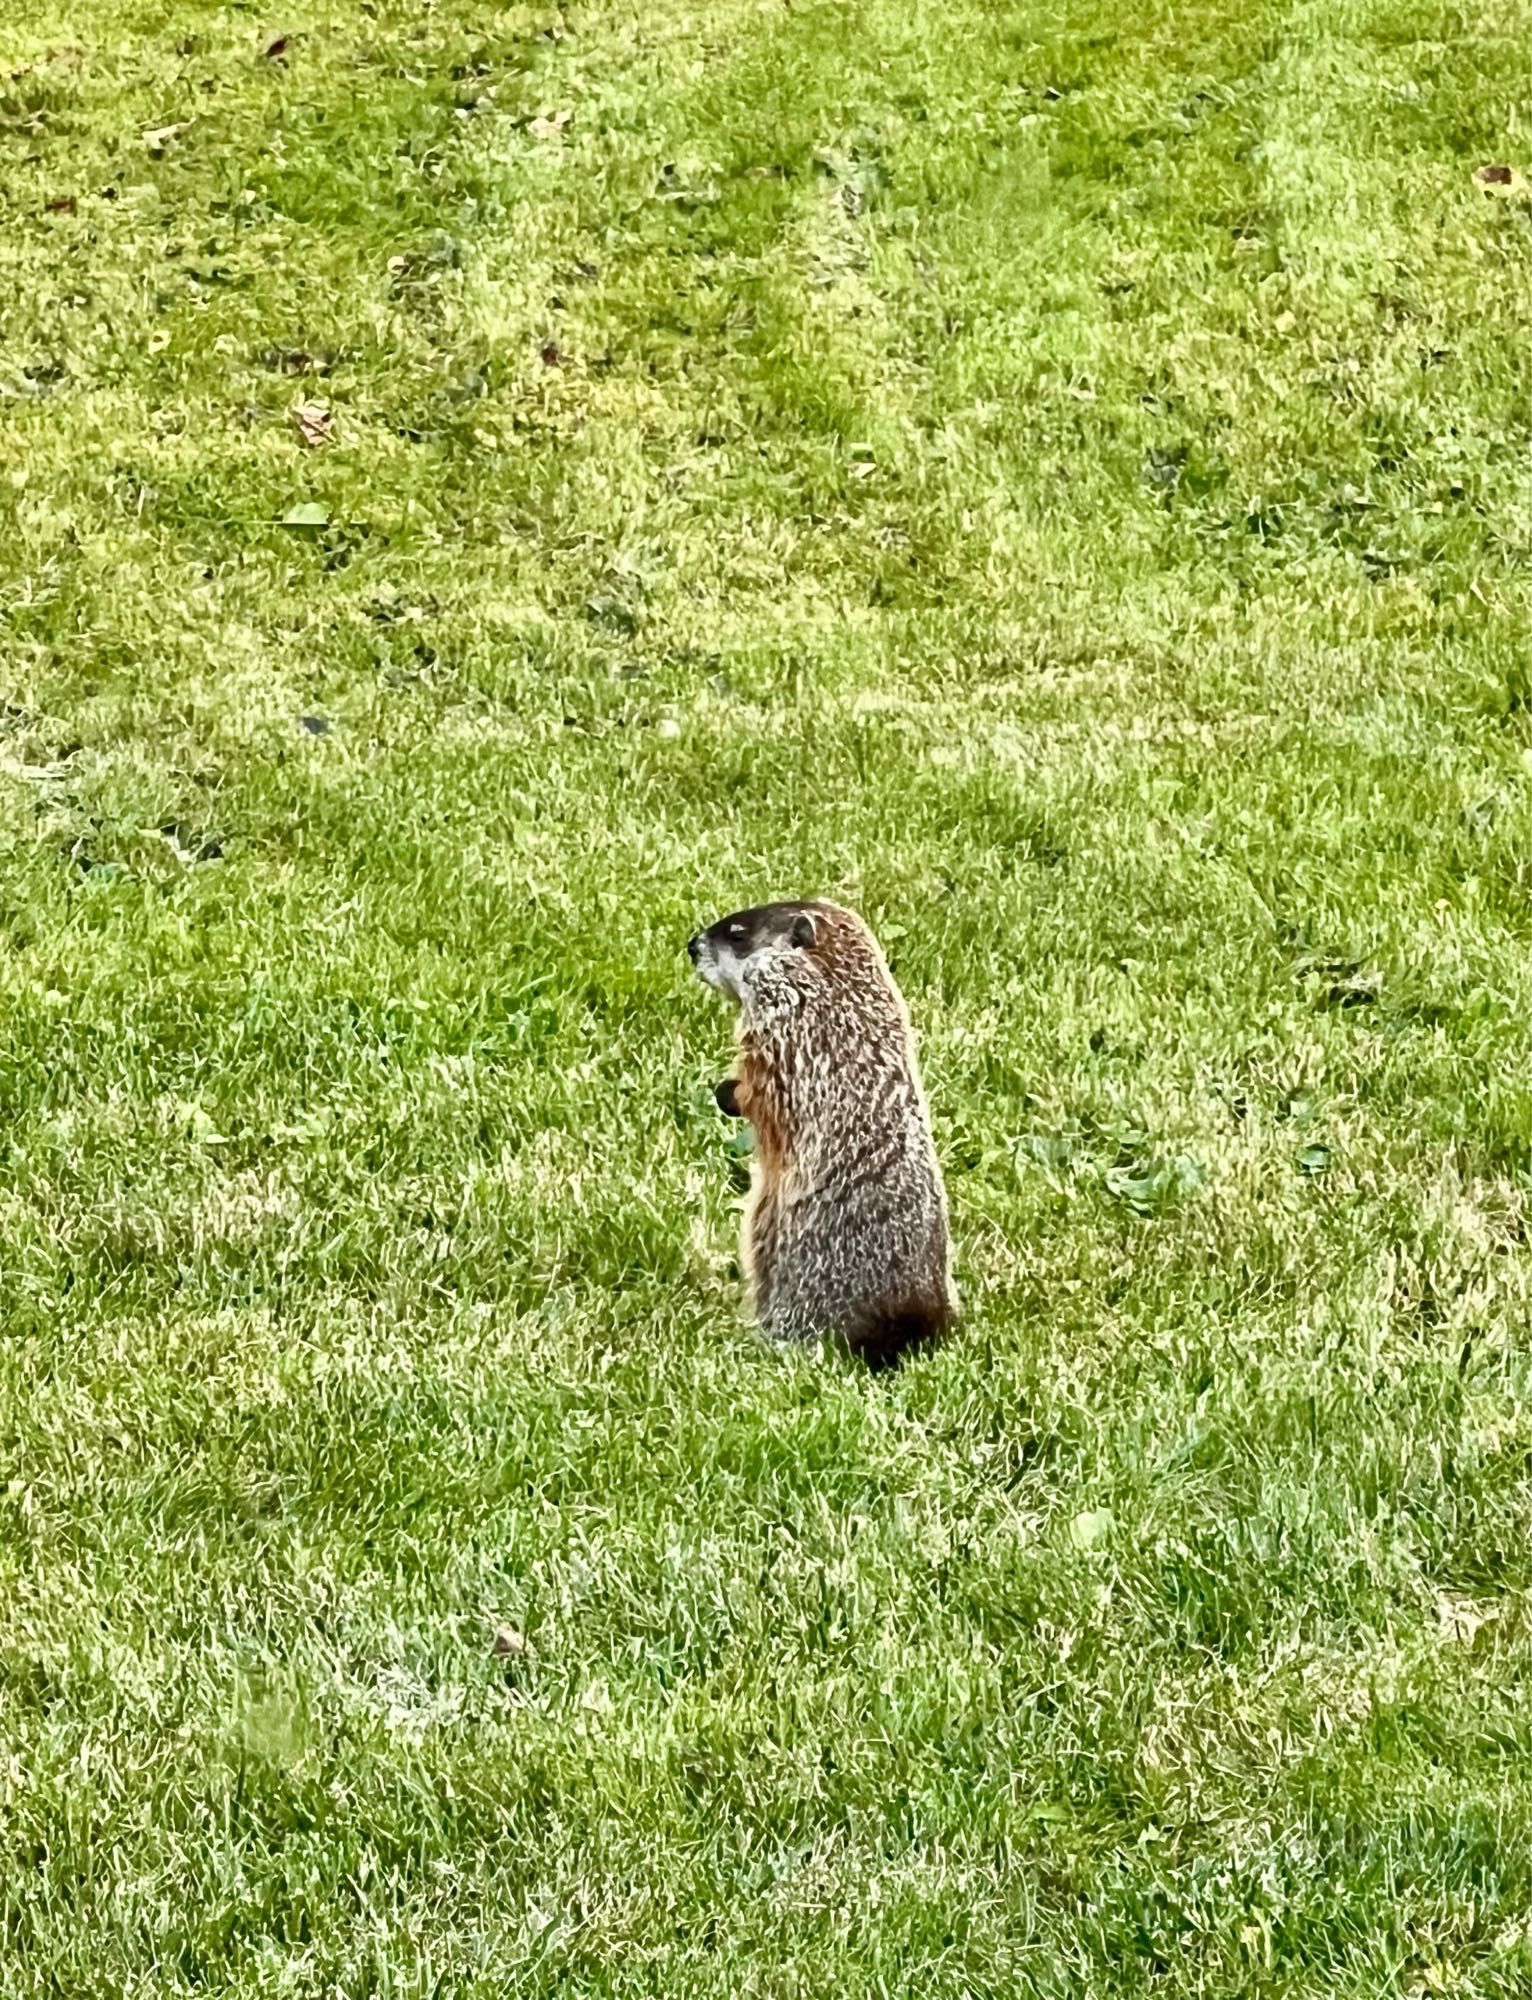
[686,932,704,964]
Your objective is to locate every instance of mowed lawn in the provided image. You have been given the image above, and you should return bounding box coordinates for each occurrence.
[5,0,1532,1992]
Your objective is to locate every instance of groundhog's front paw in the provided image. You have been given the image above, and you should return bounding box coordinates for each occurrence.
[715,1078,742,1117]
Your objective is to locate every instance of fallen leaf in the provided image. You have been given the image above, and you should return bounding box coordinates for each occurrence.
[281,500,328,528]
[44,195,77,214]
[1474,163,1527,195]
[1069,1508,1115,1551]
[291,400,332,447]
[527,108,572,140]
[1105,1153,1206,1216]
[492,1624,526,1658]
[183,1100,229,1145]
[143,120,191,155]
[539,340,562,366]
[264,35,289,61]
[159,822,223,863]
[1435,1594,1498,1645]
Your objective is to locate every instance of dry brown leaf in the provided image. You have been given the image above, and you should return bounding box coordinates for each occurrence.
[292,401,332,447]
[492,1623,526,1658]
[1474,163,1527,196]
[527,108,572,140]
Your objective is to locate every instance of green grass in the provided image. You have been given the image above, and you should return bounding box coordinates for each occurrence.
[4,0,1532,1991]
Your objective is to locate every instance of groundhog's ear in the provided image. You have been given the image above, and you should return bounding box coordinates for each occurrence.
[789,911,817,949]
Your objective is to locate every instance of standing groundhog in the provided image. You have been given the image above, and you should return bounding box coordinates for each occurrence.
[688,900,955,1368]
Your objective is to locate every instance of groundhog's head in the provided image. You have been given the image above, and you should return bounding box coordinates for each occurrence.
[688,901,840,1009]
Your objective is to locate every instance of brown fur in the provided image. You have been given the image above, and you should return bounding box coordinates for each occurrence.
[688,900,955,1367]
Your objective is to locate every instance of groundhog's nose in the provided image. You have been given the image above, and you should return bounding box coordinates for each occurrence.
[686,932,704,964]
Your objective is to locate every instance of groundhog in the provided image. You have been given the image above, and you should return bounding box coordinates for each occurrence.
[687,899,955,1368]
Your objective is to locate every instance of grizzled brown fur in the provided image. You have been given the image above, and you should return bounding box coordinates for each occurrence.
[688,900,955,1369]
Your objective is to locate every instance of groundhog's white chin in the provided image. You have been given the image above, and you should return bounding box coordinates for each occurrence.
[694,943,746,1002]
